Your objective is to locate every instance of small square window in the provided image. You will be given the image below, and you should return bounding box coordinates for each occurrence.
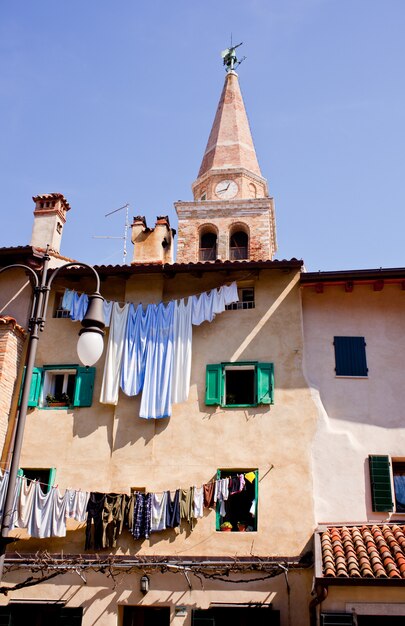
[19,365,96,408]
[216,469,258,532]
[206,362,273,407]
[20,468,55,493]
[225,287,255,310]
[334,336,368,377]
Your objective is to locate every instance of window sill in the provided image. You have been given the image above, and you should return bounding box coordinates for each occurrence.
[39,406,71,410]
[335,375,368,379]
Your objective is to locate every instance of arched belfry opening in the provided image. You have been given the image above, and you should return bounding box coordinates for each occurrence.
[229,227,249,260]
[199,226,218,262]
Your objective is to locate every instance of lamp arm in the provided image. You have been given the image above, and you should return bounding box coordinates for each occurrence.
[0,264,39,288]
[47,262,101,293]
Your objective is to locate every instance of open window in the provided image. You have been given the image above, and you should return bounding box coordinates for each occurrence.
[206,362,274,407]
[19,467,56,493]
[225,286,255,310]
[216,469,258,532]
[19,365,96,408]
[368,455,405,513]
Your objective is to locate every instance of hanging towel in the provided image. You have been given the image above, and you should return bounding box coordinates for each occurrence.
[61,288,75,312]
[193,486,204,519]
[203,482,215,509]
[100,302,130,405]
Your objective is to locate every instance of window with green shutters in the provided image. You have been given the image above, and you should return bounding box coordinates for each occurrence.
[333,336,368,376]
[369,455,394,512]
[216,469,258,531]
[205,362,274,407]
[19,365,96,408]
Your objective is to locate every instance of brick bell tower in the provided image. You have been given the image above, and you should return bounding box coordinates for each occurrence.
[175,45,277,263]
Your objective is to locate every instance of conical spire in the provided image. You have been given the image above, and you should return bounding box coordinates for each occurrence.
[197,71,262,179]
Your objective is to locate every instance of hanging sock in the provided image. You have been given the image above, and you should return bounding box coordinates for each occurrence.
[100,302,130,405]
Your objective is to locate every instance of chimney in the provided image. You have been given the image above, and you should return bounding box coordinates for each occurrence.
[30,193,71,254]
[131,216,175,264]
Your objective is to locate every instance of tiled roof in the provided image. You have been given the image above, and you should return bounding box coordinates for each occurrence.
[320,525,405,580]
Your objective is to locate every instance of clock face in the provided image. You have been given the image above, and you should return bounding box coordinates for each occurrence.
[215,179,238,200]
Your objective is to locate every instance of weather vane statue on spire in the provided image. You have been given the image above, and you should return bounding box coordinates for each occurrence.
[221,40,246,72]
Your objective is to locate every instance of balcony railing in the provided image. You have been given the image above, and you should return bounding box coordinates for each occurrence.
[199,248,217,261]
[229,247,248,260]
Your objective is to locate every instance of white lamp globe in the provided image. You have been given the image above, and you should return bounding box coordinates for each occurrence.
[77,330,104,366]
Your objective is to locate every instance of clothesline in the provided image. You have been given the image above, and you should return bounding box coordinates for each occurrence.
[64,282,239,310]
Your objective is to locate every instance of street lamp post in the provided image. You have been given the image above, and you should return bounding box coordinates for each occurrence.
[0,248,105,580]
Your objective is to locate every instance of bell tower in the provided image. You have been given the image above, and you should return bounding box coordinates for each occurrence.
[175,45,277,263]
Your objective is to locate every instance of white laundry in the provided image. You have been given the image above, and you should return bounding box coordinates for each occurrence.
[172,298,193,404]
[193,486,204,519]
[100,302,130,405]
[151,492,168,531]
[66,489,90,522]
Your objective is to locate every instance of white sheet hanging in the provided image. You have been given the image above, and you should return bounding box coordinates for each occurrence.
[100,302,130,405]
[172,298,193,404]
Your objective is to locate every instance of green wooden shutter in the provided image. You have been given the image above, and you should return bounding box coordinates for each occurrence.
[47,467,57,492]
[73,367,95,407]
[369,455,393,512]
[321,614,353,626]
[18,366,43,407]
[59,607,83,626]
[334,337,368,376]
[205,364,222,406]
[256,363,274,404]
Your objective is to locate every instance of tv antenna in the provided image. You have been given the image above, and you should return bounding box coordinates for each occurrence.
[93,203,130,265]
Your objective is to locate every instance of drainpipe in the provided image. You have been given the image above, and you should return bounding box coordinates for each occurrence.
[309,582,327,626]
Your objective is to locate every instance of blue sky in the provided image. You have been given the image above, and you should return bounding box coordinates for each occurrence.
[1,0,404,271]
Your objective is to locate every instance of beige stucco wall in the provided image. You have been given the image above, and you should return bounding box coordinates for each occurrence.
[302,283,405,523]
[320,585,405,618]
[0,568,313,626]
[2,267,319,625]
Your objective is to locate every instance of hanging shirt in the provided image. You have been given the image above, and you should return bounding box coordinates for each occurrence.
[140,301,175,419]
[191,291,215,325]
[61,289,75,312]
[121,303,153,397]
[103,300,113,327]
[171,298,193,404]
[223,282,239,305]
[70,292,89,322]
[66,490,90,523]
[151,492,168,532]
[193,486,204,519]
[165,490,180,528]
[180,487,195,529]
[102,494,128,548]
[100,302,130,405]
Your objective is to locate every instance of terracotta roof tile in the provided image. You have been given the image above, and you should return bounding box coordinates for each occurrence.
[319,525,405,580]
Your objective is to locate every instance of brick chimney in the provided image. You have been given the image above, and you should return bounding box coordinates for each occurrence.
[131,216,175,264]
[30,193,71,254]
